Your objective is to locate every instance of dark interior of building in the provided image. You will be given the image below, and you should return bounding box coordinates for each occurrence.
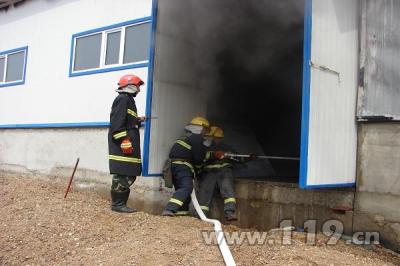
[201,0,305,181]
[154,0,306,182]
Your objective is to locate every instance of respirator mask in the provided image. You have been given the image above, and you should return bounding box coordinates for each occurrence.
[203,136,213,147]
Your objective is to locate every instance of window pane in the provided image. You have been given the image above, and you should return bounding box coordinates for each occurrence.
[74,33,102,71]
[105,31,121,65]
[123,22,151,64]
[5,51,25,82]
[0,57,4,82]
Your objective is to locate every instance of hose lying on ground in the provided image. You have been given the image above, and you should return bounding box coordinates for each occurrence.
[191,188,236,266]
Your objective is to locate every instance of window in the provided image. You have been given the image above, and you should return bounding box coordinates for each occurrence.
[105,31,121,65]
[70,19,151,76]
[0,58,5,82]
[124,23,150,64]
[74,33,102,71]
[0,47,28,87]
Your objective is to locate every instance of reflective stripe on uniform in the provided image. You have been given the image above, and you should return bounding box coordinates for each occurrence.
[205,151,212,161]
[195,164,204,170]
[204,163,231,169]
[171,161,195,173]
[120,142,132,149]
[224,197,236,204]
[200,205,209,211]
[113,131,127,139]
[109,155,141,163]
[127,109,138,118]
[175,211,189,216]
[169,198,184,206]
[195,164,204,175]
[176,140,192,150]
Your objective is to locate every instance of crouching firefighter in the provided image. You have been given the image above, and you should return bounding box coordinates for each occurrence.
[198,126,238,221]
[108,74,145,213]
[161,117,210,217]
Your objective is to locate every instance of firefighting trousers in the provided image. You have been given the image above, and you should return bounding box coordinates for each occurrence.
[111,174,137,193]
[165,164,194,214]
[198,167,236,214]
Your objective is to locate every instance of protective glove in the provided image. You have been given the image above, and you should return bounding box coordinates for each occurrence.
[214,151,226,160]
[121,138,133,154]
[249,153,257,160]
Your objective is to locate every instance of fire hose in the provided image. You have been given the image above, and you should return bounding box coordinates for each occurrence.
[184,152,299,265]
[191,183,236,266]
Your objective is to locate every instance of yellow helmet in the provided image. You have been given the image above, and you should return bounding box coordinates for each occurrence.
[212,127,224,138]
[205,126,224,137]
[190,116,210,128]
[206,126,217,136]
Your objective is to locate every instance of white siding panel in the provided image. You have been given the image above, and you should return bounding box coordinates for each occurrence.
[0,0,152,125]
[306,0,358,186]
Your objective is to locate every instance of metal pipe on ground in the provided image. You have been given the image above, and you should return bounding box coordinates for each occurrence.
[64,158,80,199]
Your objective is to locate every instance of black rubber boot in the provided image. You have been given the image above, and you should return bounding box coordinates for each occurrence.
[111,190,137,213]
[225,211,238,221]
[161,210,175,216]
[122,189,137,212]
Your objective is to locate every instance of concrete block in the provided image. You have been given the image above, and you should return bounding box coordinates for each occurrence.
[357,123,400,194]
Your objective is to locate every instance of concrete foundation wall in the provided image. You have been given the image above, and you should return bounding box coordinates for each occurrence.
[0,128,110,174]
[354,123,400,252]
[0,128,171,214]
[210,180,354,235]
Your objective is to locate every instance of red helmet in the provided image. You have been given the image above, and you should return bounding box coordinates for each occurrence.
[118,74,144,88]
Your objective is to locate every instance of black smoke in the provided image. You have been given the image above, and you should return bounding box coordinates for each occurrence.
[164,0,304,179]
[190,0,305,177]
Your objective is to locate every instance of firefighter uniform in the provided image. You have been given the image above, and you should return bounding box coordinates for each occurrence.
[164,133,207,214]
[198,142,237,220]
[108,93,142,177]
[108,74,144,213]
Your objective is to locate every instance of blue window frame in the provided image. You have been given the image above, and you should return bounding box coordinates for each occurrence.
[0,46,28,88]
[69,17,152,77]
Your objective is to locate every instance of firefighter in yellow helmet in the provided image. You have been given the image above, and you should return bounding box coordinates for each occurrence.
[198,126,238,221]
[162,117,210,216]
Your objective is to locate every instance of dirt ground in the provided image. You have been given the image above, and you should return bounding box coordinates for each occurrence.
[0,173,399,266]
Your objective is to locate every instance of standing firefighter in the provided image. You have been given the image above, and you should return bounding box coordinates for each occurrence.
[161,117,210,216]
[198,126,239,221]
[108,74,144,213]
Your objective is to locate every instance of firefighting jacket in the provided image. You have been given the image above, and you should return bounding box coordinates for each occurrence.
[108,93,142,176]
[169,133,207,173]
[202,142,235,172]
